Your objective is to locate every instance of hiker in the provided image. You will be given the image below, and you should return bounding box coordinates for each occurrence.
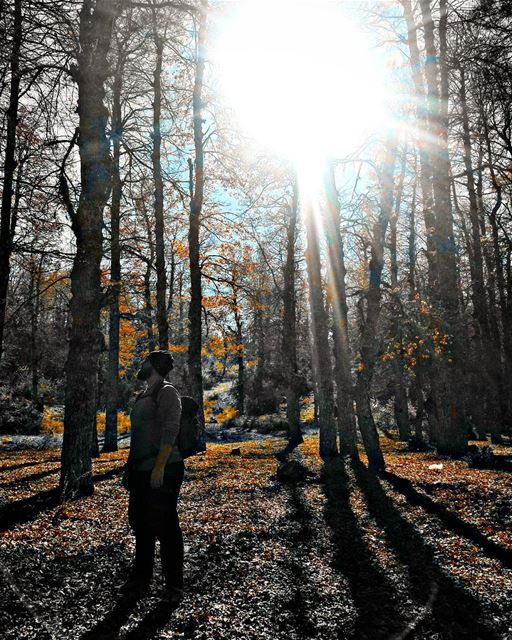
[120,350,185,604]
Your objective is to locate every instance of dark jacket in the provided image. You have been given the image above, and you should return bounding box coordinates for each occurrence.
[128,379,182,470]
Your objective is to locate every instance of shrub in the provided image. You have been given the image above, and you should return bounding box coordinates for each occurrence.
[0,391,42,435]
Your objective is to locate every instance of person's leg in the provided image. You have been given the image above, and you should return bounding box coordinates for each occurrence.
[156,462,185,591]
[159,503,184,590]
[125,471,155,587]
[132,527,156,581]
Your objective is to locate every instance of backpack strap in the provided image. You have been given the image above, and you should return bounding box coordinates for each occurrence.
[148,379,167,405]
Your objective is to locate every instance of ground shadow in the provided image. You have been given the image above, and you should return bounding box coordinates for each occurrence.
[0,468,59,489]
[80,589,146,640]
[0,458,61,473]
[0,457,128,490]
[122,599,180,640]
[352,460,500,639]
[1,542,131,640]
[322,457,406,639]
[382,470,512,569]
[0,465,125,532]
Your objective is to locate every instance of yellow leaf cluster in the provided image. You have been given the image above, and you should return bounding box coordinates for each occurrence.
[300,405,315,424]
[215,405,237,424]
[168,344,187,353]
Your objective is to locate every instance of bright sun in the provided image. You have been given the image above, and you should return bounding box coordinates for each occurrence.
[211,0,391,168]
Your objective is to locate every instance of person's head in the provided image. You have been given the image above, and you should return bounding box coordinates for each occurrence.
[136,350,174,382]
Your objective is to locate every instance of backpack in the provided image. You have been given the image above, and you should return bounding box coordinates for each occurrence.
[150,382,206,459]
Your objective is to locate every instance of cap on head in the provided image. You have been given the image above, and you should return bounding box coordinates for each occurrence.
[147,350,174,377]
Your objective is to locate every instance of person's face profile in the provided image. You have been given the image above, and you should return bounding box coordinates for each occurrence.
[136,359,153,381]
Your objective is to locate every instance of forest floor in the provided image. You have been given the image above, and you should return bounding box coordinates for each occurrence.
[1,435,512,640]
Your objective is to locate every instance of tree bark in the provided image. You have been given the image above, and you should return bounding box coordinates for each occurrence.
[459,67,502,442]
[420,0,467,456]
[354,138,396,471]
[103,46,124,453]
[281,186,302,448]
[302,193,338,461]
[389,147,411,441]
[187,3,207,430]
[59,0,118,501]
[152,11,169,350]
[323,163,357,456]
[233,288,244,414]
[399,0,437,290]
[0,0,22,363]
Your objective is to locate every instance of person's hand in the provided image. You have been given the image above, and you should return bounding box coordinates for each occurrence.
[150,465,165,489]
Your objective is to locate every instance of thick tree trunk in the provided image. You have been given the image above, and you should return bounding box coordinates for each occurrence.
[103,50,124,453]
[187,3,207,429]
[152,15,169,351]
[389,148,411,440]
[459,68,502,442]
[324,163,357,456]
[420,0,467,456]
[281,188,302,450]
[354,138,396,471]
[302,194,338,461]
[59,0,118,501]
[0,0,22,363]
[482,117,512,428]
[400,0,437,290]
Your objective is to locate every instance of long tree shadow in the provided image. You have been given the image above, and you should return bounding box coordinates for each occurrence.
[0,457,128,490]
[322,457,406,639]
[381,470,512,569]
[352,460,500,639]
[0,458,61,473]
[0,468,59,489]
[0,465,125,532]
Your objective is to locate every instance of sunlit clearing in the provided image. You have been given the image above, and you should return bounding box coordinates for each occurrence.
[211,0,391,174]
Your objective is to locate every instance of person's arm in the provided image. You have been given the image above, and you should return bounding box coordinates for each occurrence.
[150,385,181,488]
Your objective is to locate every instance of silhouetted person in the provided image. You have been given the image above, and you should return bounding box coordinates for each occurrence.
[120,351,184,604]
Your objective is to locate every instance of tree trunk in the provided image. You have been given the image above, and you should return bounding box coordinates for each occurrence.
[281,187,302,447]
[389,147,411,440]
[187,3,207,430]
[103,48,124,453]
[354,138,396,471]
[59,0,118,501]
[0,0,22,363]
[459,67,501,442]
[233,291,244,414]
[302,193,338,461]
[29,256,43,409]
[253,292,265,399]
[152,14,169,351]
[420,0,467,456]
[399,0,437,290]
[324,163,357,456]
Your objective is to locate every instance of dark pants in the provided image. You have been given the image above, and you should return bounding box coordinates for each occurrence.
[128,460,185,589]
